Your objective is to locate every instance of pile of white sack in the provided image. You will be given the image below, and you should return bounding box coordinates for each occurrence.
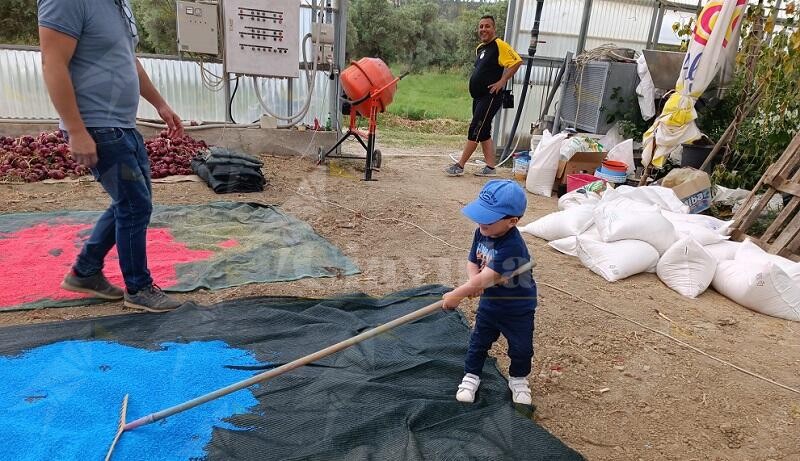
[519,185,800,322]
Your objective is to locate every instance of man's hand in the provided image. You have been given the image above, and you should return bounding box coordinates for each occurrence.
[69,129,97,167]
[442,291,462,310]
[157,105,184,138]
[488,80,505,95]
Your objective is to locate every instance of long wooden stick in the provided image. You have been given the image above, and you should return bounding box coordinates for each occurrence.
[118,261,534,431]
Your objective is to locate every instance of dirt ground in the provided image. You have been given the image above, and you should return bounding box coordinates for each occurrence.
[1,145,798,460]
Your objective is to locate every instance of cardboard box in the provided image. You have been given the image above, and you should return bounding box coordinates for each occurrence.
[665,172,712,213]
[553,151,605,191]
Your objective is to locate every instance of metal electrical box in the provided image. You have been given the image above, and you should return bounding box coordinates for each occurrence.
[558,60,638,134]
[176,1,220,55]
[223,0,300,78]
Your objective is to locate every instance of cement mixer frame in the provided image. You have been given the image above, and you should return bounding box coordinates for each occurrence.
[317,70,408,181]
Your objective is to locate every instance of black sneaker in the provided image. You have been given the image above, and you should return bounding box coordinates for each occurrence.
[61,270,124,300]
[123,284,182,313]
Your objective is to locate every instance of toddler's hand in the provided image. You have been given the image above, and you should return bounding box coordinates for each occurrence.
[441,292,461,310]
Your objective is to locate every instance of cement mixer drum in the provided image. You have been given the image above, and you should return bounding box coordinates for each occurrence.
[340,58,397,117]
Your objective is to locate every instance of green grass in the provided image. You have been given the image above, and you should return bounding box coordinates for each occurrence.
[343,113,468,148]
[387,69,472,122]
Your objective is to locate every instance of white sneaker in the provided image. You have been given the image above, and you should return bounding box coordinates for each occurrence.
[508,377,532,405]
[456,373,481,403]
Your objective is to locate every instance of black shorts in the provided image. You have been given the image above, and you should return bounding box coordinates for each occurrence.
[468,93,503,142]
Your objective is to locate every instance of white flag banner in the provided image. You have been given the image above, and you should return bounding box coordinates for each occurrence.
[641,0,747,168]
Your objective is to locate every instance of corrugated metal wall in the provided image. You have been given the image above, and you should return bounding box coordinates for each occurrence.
[498,0,659,146]
[0,6,331,125]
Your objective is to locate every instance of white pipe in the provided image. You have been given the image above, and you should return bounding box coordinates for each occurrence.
[252,33,319,124]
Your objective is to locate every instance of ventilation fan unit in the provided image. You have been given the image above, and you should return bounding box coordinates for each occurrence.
[557,60,638,134]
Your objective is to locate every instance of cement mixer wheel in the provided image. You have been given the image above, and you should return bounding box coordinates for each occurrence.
[372,149,382,169]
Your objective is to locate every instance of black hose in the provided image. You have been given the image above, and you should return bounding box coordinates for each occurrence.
[500,0,545,163]
[229,76,240,124]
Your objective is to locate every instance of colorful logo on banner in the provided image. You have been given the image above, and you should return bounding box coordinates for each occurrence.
[692,0,747,47]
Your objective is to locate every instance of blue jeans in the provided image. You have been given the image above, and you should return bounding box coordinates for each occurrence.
[67,127,154,292]
[464,308,535,378]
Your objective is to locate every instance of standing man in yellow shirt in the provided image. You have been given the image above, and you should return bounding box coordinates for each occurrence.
[446,15,522,177]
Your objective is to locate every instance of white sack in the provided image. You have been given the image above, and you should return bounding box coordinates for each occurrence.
[548,226,600,256]
[735,239,800,283]
[518,204,594,241]
[606,139,635,175]
[593,205,678,254]
[712,260,800,322]
[703,240,742,262]
[577,237,659,282]
[558,190,601,211]
[526,130,569,197]
[657,237,717,298]
[660,209,732,235]
[611,185,689,213]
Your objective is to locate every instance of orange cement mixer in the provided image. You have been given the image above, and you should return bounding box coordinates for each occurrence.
[318,58,407,181]
[340,58,398,117]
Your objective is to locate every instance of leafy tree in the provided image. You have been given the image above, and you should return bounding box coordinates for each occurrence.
[130,0,178,55]
[0,0,38,45]
[710,2,800,190]
[348,0,400,62]
[454,1,508,73]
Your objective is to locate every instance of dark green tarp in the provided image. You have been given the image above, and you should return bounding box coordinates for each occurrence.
[0,202,359,310]
[0,286,584,460]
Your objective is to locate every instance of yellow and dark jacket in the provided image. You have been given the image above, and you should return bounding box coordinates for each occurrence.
[469,38,522,98]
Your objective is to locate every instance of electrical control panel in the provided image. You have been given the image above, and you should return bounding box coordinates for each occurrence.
[223,0,300,78]
[176,1,220,55]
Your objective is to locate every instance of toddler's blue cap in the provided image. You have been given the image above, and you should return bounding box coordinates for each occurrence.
[462,179,527,225]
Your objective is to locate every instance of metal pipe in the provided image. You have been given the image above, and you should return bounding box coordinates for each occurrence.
[499,0,546,163]
[221,2,232,123]
[494,0,521,147]
[332,0,348,139]
[646,1,661,49]
[575,0,593,54]
[652,2,666,49]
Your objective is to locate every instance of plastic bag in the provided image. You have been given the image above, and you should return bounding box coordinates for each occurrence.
[526,130,569,197]
[606,139,635,174]
[661,167,709,189]
[559,136,603,160]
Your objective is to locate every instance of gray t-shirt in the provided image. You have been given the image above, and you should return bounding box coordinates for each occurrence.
[38,0,140,130]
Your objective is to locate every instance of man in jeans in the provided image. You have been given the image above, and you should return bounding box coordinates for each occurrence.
[38,0,184,312]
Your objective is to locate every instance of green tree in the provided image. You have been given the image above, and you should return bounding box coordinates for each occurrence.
[392,0,441,69]
[454,1,508,73]
[130,0,178,55]
[710,2,800,190]
[0,0,38,45]
[348,0,400,61]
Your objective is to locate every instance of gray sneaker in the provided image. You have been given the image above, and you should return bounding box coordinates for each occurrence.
[61,270,124,300]
[124,285,182,313]
[445,163,464,176]
[474,166,497,177]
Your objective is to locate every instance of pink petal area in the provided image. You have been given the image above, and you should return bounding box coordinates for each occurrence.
[0,223,216,308]
[217,239,239,249]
